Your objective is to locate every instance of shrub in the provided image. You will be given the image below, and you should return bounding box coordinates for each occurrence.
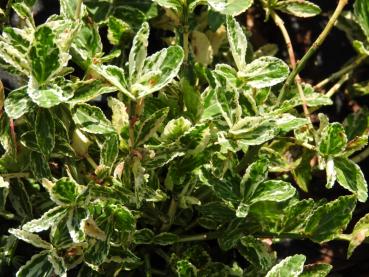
[1,0,369,276]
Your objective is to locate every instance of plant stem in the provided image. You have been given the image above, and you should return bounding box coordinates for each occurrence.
[75,0,83,20]
[144,254,152,277]
[277,0,349,104]
[177,232,219,243]
[160,196,177,232]
[182,1,189,64]
[352,145,369,163]
[1,172,30,179]
[85,153,98,169]
[315,55,367,90]
[326,73,349,98]
[271,11,310,117]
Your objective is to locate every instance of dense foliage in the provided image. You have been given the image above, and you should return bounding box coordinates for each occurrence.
[1,0,369,276]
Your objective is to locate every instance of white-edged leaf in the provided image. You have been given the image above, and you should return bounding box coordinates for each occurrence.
[208,0,254,16]
[35,109,55,157]
[348,213,369,258]
[91,64,135,100]
[22,206,68,233]
[72,103,115,134]
[134,45,184,98]
[9,228,52,249]
[354,0,369,41]
[16,251,54,277]
[239,56,289,88]
[226,16,247,71]
[276,0,321,18]
[334,157,368,202]
[4,87,34,119]
[129,22,149,83]
[266,254,306,277]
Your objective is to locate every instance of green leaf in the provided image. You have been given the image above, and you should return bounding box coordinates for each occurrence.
[107,16,131,45]
[305,195,356,242]
[241,157,268,198]
[354,0,369,41]
[239,56,290,88]
[153,232,179,245]
[226,16,247,71]
[230,117,278,144]
[29,26,61,85]
[22,206,68,233]
[8,180,33,219]
[319,123,347,156]
[16,251,54,277]
[182,78,203,122]
[347,213,369,258]
[249,180,296,204]
[35,109,55,157]
[4,87,34,119]
[343,109,369,140]
[136,107,169,145]
[238,236,276,274]
[134,46,184,98]
[100,134,119,167]
[152,0,183,12]
[69,80,116,104]
[334,157,368,202]
[177,260,197,277]
[48,250,67,277]
[162,117,192,142]
[50,178,81,205]
[281,199,317,233]
[0,40,29,75]
[266,254,306,277]
[208,0,254,16]
[129,22,149,83]
[9,229,52,250]
[92,64,135,100]
[133,228,155,244]
[300,263,332,277]
[28,85,72,108]
[72,103,115,134]
[29,151,51,180]
[276,0,321,18]
[108,97,129,133]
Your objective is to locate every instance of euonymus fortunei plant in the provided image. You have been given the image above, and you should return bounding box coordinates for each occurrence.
[1,0,369,276]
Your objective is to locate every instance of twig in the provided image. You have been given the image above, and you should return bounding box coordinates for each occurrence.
[315,55,367,90]
[160,196,177,232]
[352,146,369,164]
[277,0,349,104]
[271,11,310,118]
[326,73,349,98]
[85,153,98,169]
[1,172,30,179]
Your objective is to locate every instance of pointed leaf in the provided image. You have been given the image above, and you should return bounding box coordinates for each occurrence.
[305,196,356,242]
[266,254,306,277]
[129,22,149,83]
[134,46,184,98]
[334,157,368,202]
[16,251,54,277]
[239,56,289,88]
[348,213,369,258]
[4,87,34,119]
[72,103,115,134]
[319,123,347,156]
[250,180,296,204]
[162,117,192,143]
[136,107,169,145]
[226,16,247,71]
[354,0,369,41]
[100,134,119,167]
[9,229,52,249]
[276,0,321,18]
[300,263,332,277]
[35,109,55,157]
[29,26,60,84]
[208,0,254,16]
[22,206,68,233]
[92,64,135,100]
